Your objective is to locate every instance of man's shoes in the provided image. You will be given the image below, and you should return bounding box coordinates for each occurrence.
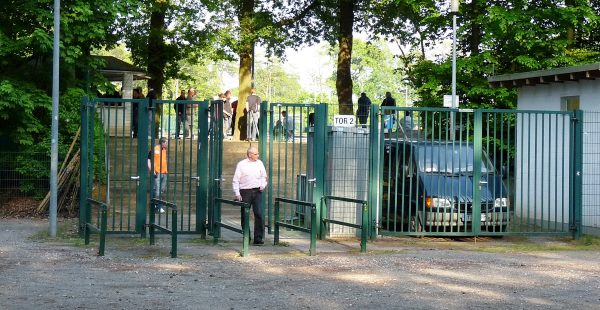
[253,240,264,246]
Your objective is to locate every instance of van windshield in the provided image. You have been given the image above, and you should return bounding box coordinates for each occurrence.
[414,144,493,174]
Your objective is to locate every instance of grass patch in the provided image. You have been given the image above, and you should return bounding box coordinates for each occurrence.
[472,235,600,253]
[28,218,84,246]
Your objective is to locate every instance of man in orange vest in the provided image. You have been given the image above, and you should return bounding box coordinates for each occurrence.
[149,137,169,213]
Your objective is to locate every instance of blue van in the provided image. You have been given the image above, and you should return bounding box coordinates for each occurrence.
[382,138,510,233]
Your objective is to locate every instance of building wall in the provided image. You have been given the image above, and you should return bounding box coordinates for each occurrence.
[516,79,600,232]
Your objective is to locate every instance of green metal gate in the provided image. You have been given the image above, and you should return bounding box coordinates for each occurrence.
[80,97,216,237]
[264,103,327,236]
[373,106,583,237]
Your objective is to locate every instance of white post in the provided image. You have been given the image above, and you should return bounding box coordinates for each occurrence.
[450,0,459,140]
[49,0,60,237]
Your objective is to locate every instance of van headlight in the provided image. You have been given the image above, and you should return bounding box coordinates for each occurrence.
[494,198,509,208]
[426,197,452,209]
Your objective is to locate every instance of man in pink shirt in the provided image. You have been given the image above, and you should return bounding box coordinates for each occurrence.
[232,146,268,245]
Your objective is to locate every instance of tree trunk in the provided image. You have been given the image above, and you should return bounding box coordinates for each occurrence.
[147,1,167,98]
[235,0,255,141]
[466,0,482,55]
[147,1,168,134]
[336,0,354,115]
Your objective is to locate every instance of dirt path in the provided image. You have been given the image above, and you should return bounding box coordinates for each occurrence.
[1,218,599,309]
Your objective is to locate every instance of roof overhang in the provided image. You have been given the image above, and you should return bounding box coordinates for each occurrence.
[93,55,150,81]
[488,63,600,89]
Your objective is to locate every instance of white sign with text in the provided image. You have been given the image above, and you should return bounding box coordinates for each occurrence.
[333,115,355,127]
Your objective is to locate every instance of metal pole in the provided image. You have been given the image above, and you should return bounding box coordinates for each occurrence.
[450,13,457,140]
[50,0,60,237]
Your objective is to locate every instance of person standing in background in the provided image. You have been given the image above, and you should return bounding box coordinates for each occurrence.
[175,90,187,139]
[246,88,261,141]
[356,92,371,127]
[381,91,396,131]
[131,87,143,138]
[149,137,169,213]
[223,90,233,140]
[185,88,196,139]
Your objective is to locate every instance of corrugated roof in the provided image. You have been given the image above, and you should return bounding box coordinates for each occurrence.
[488,63,600,89]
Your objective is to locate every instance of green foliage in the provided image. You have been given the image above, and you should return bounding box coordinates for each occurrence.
[0,80,51,148]
[348,39,405,104]
[254,59,310,103]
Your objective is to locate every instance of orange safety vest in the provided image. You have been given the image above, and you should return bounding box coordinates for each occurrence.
[153,144,168,174]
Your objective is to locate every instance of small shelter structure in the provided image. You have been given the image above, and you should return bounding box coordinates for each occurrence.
[94,55,149,135]
[489,63,600,234]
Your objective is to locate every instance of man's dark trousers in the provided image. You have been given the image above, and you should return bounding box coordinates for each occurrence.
[240,188,264,243]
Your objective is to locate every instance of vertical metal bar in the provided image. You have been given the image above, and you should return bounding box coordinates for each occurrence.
[361,202,368,253]
[137,99,149,237]
[268,103,275,234]
[572,110,584,239]
[259,101,268,232]
[127,100,135,231]
[310,205,317,256]
[119,100,126,231]
[84,206,91,245]
[90,102,97,202]
[149,201,156,245]
[554,114,559,231]
[79,97,90,237]
[242,206,250,257]
[274,200,280,244]
[472,110,482,235]
[186,102,194,231]
[99,204,107,256]
[171,207,177,258]
[319,198,326,240]
[49,0,60,238]
[368,103,380,238]
[542,114,548,231]
[312,104,327,238]
[198,101,209,238]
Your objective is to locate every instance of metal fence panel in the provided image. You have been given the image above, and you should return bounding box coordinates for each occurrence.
[376,106,577,237]
[80,98,211,235]
[583,111,600,235]
[265,103,324,236]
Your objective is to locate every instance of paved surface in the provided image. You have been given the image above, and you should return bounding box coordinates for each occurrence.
[1,218,600,310]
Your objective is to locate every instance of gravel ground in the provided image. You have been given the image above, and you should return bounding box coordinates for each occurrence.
[1,218,599,310]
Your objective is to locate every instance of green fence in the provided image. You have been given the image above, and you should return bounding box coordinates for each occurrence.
[375,106,582,238]
[80,97,215,237]
[81,96,584,248]
[264,103,327,237]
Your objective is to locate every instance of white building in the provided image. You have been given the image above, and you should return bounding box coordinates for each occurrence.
[489,63,600,234]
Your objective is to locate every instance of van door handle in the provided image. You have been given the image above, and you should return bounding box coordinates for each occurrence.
[479,180,487,190]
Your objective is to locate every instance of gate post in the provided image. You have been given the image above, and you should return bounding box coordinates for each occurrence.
[259,101,268,232]
[136,98,149,237]
[571,109,584,239]
[368,104,381,239]
[79,96,90,237]
[312,103,327,238]
[472,110,483,235]
[266,102,275,234]
[197,100,210,238]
